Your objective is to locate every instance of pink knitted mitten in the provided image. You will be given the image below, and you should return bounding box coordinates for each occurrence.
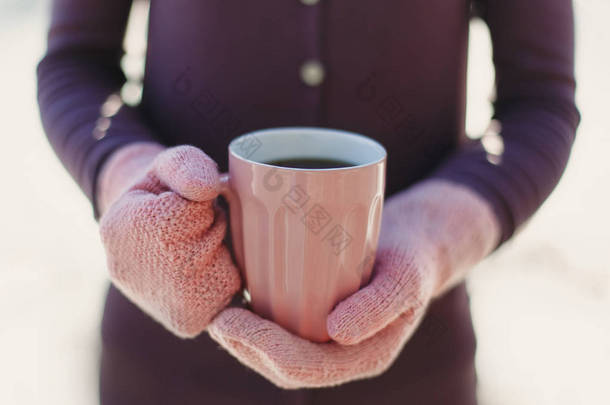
[208,179,500,388]
[99,145,241,338]
[326,179,500,345]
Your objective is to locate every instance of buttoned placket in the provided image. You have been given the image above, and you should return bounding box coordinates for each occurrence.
[299,0,325,125]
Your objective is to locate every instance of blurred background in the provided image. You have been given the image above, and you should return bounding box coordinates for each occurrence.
[0,0,608,403]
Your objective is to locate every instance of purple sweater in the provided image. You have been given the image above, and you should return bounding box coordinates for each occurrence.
[37,1,579,403]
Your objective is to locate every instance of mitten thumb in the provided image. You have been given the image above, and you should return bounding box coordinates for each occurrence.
[153,145,221,201]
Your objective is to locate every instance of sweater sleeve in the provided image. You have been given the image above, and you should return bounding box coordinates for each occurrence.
[36,0,161,219]
[432,0,580,245]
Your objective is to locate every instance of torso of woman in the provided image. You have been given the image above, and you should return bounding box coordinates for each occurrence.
[101,1,478,404]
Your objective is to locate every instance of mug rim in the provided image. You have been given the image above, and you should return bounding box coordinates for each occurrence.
[228,127,387,171]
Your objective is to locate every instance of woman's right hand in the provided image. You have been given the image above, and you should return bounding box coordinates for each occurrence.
[98,144,241,338]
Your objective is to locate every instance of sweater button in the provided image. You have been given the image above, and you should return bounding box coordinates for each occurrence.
[300,60,325,87]
[300,0,320,5]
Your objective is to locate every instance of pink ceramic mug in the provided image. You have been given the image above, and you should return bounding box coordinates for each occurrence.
[219,127,386,342]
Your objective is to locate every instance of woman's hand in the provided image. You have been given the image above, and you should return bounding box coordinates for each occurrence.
[206,233,433,389]
[208,179,500,388]
[98,144,241,338]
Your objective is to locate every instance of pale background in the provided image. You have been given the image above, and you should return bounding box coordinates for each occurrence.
[0,0,608,404]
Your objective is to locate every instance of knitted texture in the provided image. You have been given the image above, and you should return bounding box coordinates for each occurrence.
[326,179,501,345]
[97,142,166,216]
[208,307,420,389]
[208,179,500,387]
[99,145,241,338]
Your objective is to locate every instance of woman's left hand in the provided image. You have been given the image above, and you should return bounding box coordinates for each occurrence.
[208,179,500,389]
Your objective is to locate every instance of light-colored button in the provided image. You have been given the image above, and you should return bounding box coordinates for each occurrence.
[300,60,325,87]
[300,0,320,5]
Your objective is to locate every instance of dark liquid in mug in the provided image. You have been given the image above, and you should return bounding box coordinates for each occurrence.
[265,158,355,169]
